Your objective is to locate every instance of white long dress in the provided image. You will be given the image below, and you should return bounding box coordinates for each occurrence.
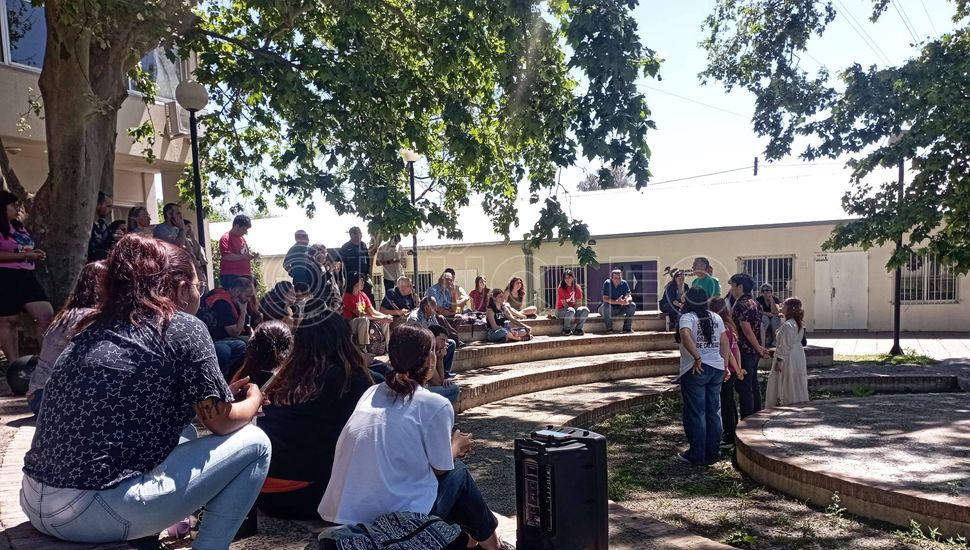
[765,319,809,406]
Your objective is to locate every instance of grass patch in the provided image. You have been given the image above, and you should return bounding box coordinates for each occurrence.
[835,349,937,366]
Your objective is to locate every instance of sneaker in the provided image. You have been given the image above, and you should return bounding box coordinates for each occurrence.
[674,451,693,464]
[445,372,458,379]
[622,328,634,334]
[562,330,572,336]
[573,329,584,336]
[605,329,614,334]
[499,541,516,550]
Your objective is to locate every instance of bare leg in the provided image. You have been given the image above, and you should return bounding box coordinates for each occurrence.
[521,306,538,317]
[0,315,20,363]
[24,301,54,347]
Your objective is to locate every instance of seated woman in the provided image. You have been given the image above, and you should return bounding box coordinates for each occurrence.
[260,280,299,328]
[504,277,537,318]
[468,276,489,313]
[255,313,374,520]
[485,289,532,343]
[660,268,689,328]
[20,233,269,547]
[230,320,294,389]
[319,324,512,550]
[26,260,107,416]
[342,271,392,353]
[555,269,589,335]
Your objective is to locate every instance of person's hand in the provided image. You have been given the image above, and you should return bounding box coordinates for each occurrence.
[442,379,453,388]
[26,250,46,261]
[691,357,703,375]
[757,345,770,358]
[723,369,732,382]
[735,368,746,381]
[452,430,474,458]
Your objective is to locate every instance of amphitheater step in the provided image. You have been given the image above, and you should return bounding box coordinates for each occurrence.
[456,350,680,413]
[457,310,667,343]
[454,331,676,371]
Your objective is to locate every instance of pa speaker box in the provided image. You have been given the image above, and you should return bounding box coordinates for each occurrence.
[514,425,608,550]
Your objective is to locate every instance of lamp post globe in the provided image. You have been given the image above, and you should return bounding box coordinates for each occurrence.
[400,148,420,164]
[175,80,209,112]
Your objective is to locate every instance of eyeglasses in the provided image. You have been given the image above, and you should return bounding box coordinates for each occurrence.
[193,281,207,292]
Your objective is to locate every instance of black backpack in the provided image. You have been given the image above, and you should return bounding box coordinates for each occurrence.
[196,290,222,333]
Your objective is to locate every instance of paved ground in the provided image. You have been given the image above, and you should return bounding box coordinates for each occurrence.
[811,331,970,359]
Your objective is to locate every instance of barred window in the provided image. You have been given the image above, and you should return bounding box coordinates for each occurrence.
[900,253,959,304]
[540,265,587,310]
[409,271,434,297]
[738,256,795,300]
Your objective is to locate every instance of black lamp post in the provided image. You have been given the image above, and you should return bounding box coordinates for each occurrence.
[175,80,209,245]
[400,148,421,277]
[888,131,907,356]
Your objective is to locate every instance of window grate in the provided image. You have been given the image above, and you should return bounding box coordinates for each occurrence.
[408,271,434,298]
[900,253,959,304]
[738,256,795,300]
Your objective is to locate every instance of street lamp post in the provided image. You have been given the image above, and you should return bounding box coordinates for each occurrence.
[887,131,907,356]
[400,149,421,278]
[175,80,209,245]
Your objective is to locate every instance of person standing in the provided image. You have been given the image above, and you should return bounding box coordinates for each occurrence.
[153,203,188,248]
[376,236,406,294]
[219,214,257,289]
[765,298,809,407]
[757,284,782,347]
[556,270,589,335]
[283,230,311,278]
[87,192,113,262]
[183,220,208,288]
[691,257,721,301]
[660,268,689,328]
[0,192,53,365]
[598,269,636,333]
[339,226,374,304]
[675,286,729,466]
[709,297,745,447]
[729,273,769,419]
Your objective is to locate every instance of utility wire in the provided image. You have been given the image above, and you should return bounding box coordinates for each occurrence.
[893,1,921,43]
[833,0,893,65]
[919,0,939,35]
[642,85,749,119]
[647,161,844,187]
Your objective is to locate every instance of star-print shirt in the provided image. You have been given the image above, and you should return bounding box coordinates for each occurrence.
[23,312,233,490]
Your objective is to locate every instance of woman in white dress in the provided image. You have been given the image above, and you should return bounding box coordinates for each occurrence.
[765,297,809,406]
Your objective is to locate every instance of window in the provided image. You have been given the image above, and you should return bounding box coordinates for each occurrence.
[408,271,434,297]
[5,0,47,68]
[901,253,959,304]
[370,274,386,305]
[130,47,184,99]
[739,256,794,299]
[541,265,587,310]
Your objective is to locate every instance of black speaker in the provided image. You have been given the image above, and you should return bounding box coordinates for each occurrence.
[514,425,608,550]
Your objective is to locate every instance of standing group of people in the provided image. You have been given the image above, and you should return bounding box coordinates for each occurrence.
[665,258,810,465]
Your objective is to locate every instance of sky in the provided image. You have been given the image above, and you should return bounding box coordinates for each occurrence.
[213,0,960,239]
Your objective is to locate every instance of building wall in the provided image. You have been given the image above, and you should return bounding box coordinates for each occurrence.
[252,221,968,332]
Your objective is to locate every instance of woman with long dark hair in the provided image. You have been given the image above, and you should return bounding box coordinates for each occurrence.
[556,269,589,335]
[709,296,745,447]
[255,313,374,519]
[230,320,294,388]
[765,297,809,406]
[504,276,537,318]
[320,324,512,550]
[675,286,729,466]
[26,260,107,415]
[260,280,299,328]
[660,267,689,327]
[485,289,531,343]
[342,271,391,352]
[21,234,269,547]
[0,191,53,365]
[468,276,489,313]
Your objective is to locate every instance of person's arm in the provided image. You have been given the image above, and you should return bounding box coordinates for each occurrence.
[485,308,499,329]
[379,297,407,316]
[365,302,393,321]
[719,330,731,380]
[679,327,704,374]
[773,321,793,371]
[225,302,248,337]
[455,287,470,308]
[770,297,781,316]
[508,305,531,332]
[739,319,768,357]
[194,377,263,435]
[0,249,44,262]
[430,357,445,386]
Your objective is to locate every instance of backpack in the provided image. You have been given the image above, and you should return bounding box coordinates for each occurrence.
[196,289,232,333]
[318,512,466,550]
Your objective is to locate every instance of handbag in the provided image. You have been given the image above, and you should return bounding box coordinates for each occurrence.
[318,512,466,550]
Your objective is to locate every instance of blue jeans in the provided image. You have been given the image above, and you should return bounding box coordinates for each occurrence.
[598,303,636,331]
[432,460,498,542]
[214,338,248,376]
[557,307,589,332]
[680,364,724,464]
[21,424,270,548]
[428,382,460,403]
[486,328,508,343]
[443,339,456,374]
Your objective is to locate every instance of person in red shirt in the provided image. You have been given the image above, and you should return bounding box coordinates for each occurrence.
[468,276,489,313]
[342,271,392,353]
[219,215,258,289]
[556,269,589,335]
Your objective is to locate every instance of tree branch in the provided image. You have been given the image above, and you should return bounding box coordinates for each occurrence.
[200,29,305,71]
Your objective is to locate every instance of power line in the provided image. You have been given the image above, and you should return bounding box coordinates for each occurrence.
[833,0,893,65]
[649,166,751,186]
[919,0,939,35]
[648,161,845,187]
[642,85,749,119]
[893,1,921,43]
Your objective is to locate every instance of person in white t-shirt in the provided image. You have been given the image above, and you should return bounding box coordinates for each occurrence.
[319,324,512,550]
[675,286,730,466]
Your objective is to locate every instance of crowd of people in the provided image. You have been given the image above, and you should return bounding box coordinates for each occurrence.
[662,258,809,466]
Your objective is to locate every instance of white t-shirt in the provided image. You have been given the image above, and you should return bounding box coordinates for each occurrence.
[678,312,726,376]
[319,383,455,524]
[377,243,405,282]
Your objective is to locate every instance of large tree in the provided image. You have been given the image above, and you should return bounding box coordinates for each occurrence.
[0,0,660,306]
[701,1,970,272]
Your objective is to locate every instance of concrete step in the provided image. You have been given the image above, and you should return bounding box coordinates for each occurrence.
[456,350,681,413]
[457,310,668,343]
[453,331,676,371]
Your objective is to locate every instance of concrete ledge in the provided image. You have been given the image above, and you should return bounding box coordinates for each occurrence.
[457,310,667,343]
[759,346,834,369]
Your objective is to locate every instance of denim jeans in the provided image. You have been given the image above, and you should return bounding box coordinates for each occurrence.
[598,303,636,331]
[428,382,460,403]
[486,328,508,343]
[214,338,248,376]
[443,339,456,374]
[557,307,589,332]
[20,424,271,549]
[432,460,498,543]
[738,352,763,419]
[679,364,724,464]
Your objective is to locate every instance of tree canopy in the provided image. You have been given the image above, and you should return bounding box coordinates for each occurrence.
[576,165,635,192]
[701,0,970,272]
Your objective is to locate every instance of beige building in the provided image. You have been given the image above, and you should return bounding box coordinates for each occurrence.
[1,1,199,262]
[213,173,965,334]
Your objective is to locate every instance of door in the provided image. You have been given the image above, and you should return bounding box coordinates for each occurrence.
[814,251,868,330]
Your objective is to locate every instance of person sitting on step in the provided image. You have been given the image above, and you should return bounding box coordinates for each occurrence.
[598,268,636,334]
[504,277,537,319]
[485,289,532,343]
[230,320,294,389]
[20,234,269,548]
[426,325,460,403]
[256,312,374,520]
[555,269,589,335]
[319,324,513,550]
[468,276,490,313]
[408,295,465,347]
[342,271,392,353]
[204,276,255,375]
